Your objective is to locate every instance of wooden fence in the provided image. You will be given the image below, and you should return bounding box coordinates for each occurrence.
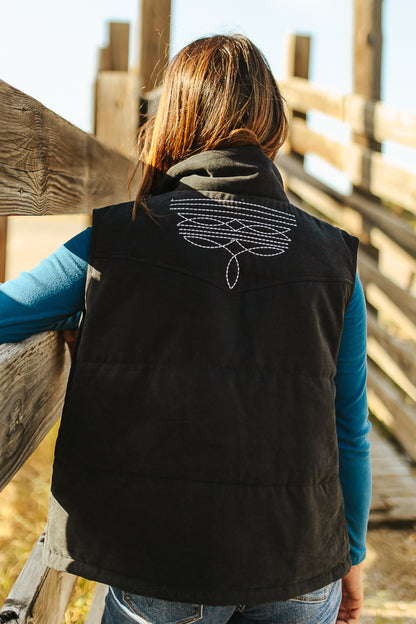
[0,77,134,623]
[0,7,170,621]
[277,35,416,462]
[1,16,416,624]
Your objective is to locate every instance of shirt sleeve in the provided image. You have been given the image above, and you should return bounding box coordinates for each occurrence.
[335,273,371,565]
[0,227,92,343]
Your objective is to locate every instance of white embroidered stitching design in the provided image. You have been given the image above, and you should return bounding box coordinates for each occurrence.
[170,198,297,289]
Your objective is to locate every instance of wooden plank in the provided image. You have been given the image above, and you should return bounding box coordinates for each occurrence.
[139,0,171,92]
[0,80,136,217]
[345,93,416,150]
[367,337,416,402]
[353,0,382,153]
[367,312,416,388]
[84,584,109,624]
[358,252,416,336]
[280,77,342,121]
[282,167,365,238]
[95,71,140,158]
[0,216,7,282]
[367,362,416,461]
[369,426,416,524]
[359,248,416,341]
[369,425,416,523]
[108,22,130,72]
[0,532,77,624]
[0,332,70,492]
[279,77,416,149]
[284,35,310,160]
[286,35,310,85]
[278,153,416,260]
[366,283,416,342]
[99,22,130,72]
[289,118,416,216]
[358,246,416,337]
[370,227,416,293]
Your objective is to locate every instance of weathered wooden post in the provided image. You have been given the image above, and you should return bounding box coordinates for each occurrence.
[284,34,311,162]
[138,0,171,93]
[94,22,140,159]
[353,0,383,189]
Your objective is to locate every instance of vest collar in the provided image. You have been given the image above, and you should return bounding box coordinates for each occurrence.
[154,145,289,203]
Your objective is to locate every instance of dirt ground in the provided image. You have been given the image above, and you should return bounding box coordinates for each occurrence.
[361,525,416,623]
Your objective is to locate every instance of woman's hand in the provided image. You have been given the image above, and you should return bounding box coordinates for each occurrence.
[336,562,364,623]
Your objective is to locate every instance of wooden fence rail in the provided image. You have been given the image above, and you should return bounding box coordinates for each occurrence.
[0,80,134,217]
[1,22,416,624]
[0,77,138,623]
[280,76,416,149]
[278,61,416,463]
[279,150,416,461]
[289,116,416,216]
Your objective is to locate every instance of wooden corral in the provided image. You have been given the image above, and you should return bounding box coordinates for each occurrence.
[278,27,416,464]
[1,0,416,620]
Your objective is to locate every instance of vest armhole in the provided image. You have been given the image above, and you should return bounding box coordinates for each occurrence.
[340,230,359,308]
[88,208,101,266]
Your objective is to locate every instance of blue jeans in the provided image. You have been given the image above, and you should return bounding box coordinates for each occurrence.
[101,580,342,624]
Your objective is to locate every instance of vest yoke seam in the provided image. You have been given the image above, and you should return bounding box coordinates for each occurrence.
[90,252,355,292]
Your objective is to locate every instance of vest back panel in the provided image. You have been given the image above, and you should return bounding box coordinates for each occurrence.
[47,149,357,604]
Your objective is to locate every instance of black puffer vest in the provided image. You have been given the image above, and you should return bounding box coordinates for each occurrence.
[44,146,357,605]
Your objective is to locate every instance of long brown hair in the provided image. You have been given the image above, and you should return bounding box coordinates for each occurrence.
[132,34,288,218]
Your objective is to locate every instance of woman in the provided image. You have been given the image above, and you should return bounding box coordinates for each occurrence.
[0,35,370,624]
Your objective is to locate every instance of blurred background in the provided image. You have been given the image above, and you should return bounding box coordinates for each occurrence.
[1,1,416,623]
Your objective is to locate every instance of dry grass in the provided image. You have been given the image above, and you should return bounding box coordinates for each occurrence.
[0,422,95,623]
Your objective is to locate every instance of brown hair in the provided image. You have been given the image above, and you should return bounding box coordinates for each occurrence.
[132,34,288,218]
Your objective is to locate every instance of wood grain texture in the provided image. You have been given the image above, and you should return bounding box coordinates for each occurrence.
[0,532,76,624]
[0,216,7,282]
[353,0,383,101]
[370,227,416,294]
[289,118,416,215]
[284,35,310,161]
[98,23,130,73]
[0,80,136,217]
[95,72,140,158]
[277,153,416,260]
[139,0,171,92]
[369,425,416,523]
[280,77,416,149]
[84,584,108,624]
[367,363,416,462]
[368,337,416,402]
[367,312,416,389]
[0,332,71,492]
[359,251,416,329]
[353,0,382,153]
[108,22,130,72]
